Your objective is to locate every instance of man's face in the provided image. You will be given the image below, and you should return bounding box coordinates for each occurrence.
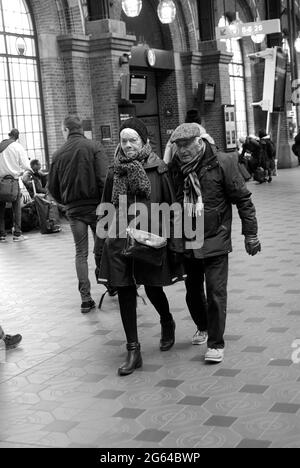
[61,124,69,141]
[175,137,202,162]
[32,162,41,173]
[120,129,143,158]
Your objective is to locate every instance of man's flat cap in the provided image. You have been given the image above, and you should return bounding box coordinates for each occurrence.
[170,123,201,143]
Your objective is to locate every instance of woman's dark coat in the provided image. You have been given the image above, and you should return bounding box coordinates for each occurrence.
[95,152,184,288]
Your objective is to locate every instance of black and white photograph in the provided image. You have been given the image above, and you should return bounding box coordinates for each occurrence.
[0,0,300,453]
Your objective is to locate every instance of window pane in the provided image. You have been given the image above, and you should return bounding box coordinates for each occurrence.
[0,1,46,166]
[220,17,248,139]
[2,0,33,35]
[0,34,5,53]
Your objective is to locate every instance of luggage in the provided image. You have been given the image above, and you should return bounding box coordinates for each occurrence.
[21,202,39,232]
[32,180,61,234]
[253,167,266,184]
[0,175,19,202]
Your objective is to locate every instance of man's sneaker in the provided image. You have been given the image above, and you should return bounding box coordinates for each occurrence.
[13,235,27,242]
[81,300,96,314]
[0,236,7,242]
[205,348,224,363]
[192,330,208,345]
[4,334,22,350]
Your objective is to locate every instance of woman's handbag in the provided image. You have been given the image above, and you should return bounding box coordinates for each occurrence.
[122,227,167,267]
[0,175,19,202]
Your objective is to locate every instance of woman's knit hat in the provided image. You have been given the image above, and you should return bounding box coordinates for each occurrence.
[119,117,148,143]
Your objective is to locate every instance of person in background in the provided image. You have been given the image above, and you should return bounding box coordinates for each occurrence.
[0,325,22,350]
[169,123,261,364]
[239,135,262,177]
[292,129,300,166]
[0,129,31,242]
[258,130,276,183]
[48,115,108,314]
[22,159,48,198]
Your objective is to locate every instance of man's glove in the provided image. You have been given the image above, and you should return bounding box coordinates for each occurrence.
[244,235,261,256]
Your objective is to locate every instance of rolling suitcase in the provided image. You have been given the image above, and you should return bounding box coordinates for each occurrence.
[32,180,61,234]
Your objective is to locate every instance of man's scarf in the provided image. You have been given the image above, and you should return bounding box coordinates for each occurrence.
[178,139,206,217]
[112,142,152,206]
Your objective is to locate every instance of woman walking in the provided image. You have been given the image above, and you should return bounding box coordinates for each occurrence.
[96,118,184,376]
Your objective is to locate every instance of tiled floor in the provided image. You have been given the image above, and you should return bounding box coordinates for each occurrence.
[0,168,300,448]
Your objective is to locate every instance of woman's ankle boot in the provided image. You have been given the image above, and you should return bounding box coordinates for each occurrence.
[160,319,176,351]
[118,342,142,376]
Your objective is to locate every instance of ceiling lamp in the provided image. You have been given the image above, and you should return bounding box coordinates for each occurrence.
[295,33,300,53]
[228,11,243,40]
[121,0,142,18]
[157,0,177,24]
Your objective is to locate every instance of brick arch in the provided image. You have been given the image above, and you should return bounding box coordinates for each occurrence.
[29,0,85,36]
[28,0,63,35]
[114,0,196,52]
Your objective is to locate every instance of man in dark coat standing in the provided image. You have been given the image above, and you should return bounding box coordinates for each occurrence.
[48,115,108,313]
[169,123,261,363]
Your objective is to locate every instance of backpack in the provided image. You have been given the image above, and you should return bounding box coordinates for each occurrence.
[253,167,265,183]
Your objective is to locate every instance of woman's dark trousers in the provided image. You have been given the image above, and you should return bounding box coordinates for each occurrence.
[117,285,173,343]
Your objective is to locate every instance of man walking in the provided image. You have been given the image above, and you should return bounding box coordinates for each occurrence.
[0,129,31,242]
[169,123,261,363]
[48,115,108,313]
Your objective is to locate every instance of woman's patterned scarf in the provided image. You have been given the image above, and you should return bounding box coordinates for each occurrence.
[178,139,206,217]
[112,142,152,207]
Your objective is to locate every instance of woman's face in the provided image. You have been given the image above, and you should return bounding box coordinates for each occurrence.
[120,129,143,158]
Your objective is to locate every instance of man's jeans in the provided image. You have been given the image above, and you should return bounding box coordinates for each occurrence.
[69,213,97,302]
[184,254,229,349]
[0,189,22,237]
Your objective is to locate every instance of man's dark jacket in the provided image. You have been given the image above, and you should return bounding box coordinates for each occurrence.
[48,131,108,214]
[168,141,258,259]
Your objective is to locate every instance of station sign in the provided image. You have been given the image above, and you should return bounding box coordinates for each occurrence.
[216,19,281,40]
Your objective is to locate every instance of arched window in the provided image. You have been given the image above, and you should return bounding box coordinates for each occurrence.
[0,0,46,166]
[218,16,248,139]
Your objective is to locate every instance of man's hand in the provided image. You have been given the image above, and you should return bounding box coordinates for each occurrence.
[244,235,261,256]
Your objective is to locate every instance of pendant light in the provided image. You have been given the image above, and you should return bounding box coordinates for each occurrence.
[157,0,177,24]
[121,0,142,18]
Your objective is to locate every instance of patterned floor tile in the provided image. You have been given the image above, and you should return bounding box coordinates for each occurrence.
[269,403,300,414]
[203,415,237,428]
[42,420,79,433]
[236,439,272,448]
[177,396,209,406]
[239,385,269,394]
[134,429,169,443]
